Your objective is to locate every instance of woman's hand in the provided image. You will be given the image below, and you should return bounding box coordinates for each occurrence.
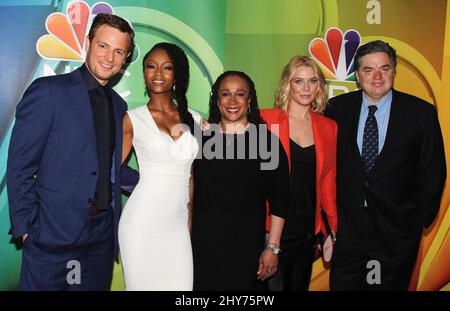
[256,248,278,281]
[200,119,210,130]
[331,230,337,243]
[258,215,284,281]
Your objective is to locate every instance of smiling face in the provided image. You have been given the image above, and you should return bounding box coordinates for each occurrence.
[356,52,395,104]
[143,48,175,96]
[218,75,250,126]
[84,24,131,85]
[289,65,319,108]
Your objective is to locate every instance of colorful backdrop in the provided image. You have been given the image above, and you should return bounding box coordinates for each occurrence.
[0,0,448,291]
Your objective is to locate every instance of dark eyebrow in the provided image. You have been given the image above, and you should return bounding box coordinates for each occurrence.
[362,64,392,70]
[220,89,247,93]
[98,41,127,54]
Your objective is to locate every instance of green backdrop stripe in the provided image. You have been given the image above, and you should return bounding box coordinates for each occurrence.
[116,7,223,83]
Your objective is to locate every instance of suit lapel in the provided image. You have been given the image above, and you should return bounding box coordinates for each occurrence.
[311,112,325,179]
[277,111,291,171]
[348,91,365,174]
[261,109,291,171]
[67,69,97,157]
[110,92,122,143]
[371,90,400,172]
[110,92,123,166]
[110,92,123,210]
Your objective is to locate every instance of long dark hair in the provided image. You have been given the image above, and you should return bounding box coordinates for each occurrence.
[208,71,265,125]
[142,42,195,134]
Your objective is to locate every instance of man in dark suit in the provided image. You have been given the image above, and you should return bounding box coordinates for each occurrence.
[7,13,138,290]
[325,40,446,290]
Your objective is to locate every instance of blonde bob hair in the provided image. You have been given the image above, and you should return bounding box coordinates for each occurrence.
[275,55,328,114]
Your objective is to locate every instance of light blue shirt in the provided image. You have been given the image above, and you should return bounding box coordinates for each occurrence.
[357,90,392,155]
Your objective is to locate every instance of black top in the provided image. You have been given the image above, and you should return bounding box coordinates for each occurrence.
[192,125,289,290]
[193,127,289,218]
[282,139,316,240]
[80,65,115,211]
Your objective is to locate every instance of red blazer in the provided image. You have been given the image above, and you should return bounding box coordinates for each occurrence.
[261,108,338,235]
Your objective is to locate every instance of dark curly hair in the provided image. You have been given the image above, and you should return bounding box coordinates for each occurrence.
[142,42,195,134]
[208,71,265,125]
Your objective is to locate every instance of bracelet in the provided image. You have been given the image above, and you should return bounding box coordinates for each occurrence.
[266,242,281,254]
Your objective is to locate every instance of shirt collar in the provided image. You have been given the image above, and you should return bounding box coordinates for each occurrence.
[362,90,392,113]
[80,64,106,91]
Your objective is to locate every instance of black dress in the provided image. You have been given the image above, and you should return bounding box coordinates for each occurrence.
[268,139,317,291]
[192,125,289,291]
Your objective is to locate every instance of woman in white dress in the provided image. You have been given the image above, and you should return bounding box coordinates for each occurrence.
[119,42,199,290]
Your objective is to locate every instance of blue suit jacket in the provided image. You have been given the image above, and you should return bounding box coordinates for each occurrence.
[7,67,138,253]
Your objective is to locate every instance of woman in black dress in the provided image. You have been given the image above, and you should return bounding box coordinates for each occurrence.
[191,71,289,290]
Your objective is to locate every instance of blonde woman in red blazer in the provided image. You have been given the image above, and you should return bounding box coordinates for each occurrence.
[260,55,337,291]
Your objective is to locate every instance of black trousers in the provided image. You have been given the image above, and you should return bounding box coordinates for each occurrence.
[330,235,420,291]
[267,233,316,291]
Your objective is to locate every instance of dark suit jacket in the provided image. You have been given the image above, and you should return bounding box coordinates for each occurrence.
[325,89,446,256]
[260,108,338,235]
[7,67,138,253]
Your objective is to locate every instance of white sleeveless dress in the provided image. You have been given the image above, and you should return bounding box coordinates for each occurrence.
[118,105,199,291]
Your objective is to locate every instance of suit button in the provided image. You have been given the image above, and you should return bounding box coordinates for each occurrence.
[91,171,97,176]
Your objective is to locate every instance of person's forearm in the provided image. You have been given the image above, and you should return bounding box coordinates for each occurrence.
[267,215,285,246]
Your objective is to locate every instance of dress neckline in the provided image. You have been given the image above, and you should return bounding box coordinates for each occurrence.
[289,138,314,149]
[145,106,188,143]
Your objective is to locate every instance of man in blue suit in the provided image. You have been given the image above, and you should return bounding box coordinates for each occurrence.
[7,13,138,290]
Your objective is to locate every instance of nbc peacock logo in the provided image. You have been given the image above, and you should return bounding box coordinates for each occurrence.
[36,1,138,63]
[309,27,361,97]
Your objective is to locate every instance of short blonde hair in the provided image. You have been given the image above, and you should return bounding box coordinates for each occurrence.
[275,55,328,113]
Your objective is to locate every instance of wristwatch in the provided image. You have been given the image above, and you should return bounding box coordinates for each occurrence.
[266,244,281,254]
